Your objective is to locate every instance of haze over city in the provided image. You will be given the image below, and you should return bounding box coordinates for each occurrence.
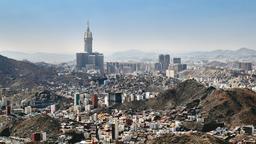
[0,0,256,55]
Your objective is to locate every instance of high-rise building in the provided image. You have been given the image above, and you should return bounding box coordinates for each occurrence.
[156,54,170,72]
[173,58,181,64]
[76,53,88,68]
[88,55,96,64]
[164,54,170,65]
[166,58,187,78]
[166,69,176,78]
[159,54,165,65]
[84,22,93,54]
[106,93,122,107]
[95,54,104,73]
[163,54,170,70]
[76,22,104,74]
[111,119,119,140]
[91,95,98,108]
[74,93,80,106]
[154,63,162,72]
[238,62,252,71]
[106,62,141,74]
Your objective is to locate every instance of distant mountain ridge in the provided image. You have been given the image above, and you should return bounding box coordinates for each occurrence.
[185,47,255,55]
[109,48,256,62]
[181,48,256,60]
[0,51,74,64]
[1,48,256,63]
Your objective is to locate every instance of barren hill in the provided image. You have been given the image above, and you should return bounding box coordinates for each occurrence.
[0,55,56,88]
[118,79,256,128]
[11,114,60,141]
[149,133,225,144]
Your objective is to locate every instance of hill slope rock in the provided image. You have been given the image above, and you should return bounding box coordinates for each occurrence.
[149,133,226,144]
[0,55,56,88]
[201,88,256,127]
[11,115,60,141]
[118,79,256,128]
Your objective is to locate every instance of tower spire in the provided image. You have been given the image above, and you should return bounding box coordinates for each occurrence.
[84,20,93,53]
[87,20,90,32]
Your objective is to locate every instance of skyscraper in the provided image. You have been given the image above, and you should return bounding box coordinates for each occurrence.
[76,52,88,68]
[74,93,80,106]
[155,54,170,72]
[173,58,181,64]
[76,21,104,74]
[238,62,252,71]
[84,22,93,54]
[159,54,165,64]
[164,54,170,70]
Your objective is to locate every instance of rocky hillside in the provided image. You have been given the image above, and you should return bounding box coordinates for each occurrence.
[0,55,56,88]
[118,79,256,128]
[201,88,256,128]
[149,133,225,144]
[118,79,213,110]
[11,115,60,141]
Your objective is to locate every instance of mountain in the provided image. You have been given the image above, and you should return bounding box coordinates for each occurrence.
[2,48,255,63]
[201,88,256,128]
[108,48,256,62]
[0,54,56,88]
[0,51,74,64]
[181,48,256,61]
[11,115,60,141]
[118,79,256,129]
[149,133,225,144]
[175,80,256,128]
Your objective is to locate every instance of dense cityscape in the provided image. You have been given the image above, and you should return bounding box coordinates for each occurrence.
[0,22,255,144]
[1,0,256,143]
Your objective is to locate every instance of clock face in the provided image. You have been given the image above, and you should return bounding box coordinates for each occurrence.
[85,32,92,38]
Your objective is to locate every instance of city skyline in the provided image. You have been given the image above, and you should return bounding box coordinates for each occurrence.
[0,0,256,55]
[0,1,256,143]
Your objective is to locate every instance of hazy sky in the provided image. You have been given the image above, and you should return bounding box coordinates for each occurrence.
[0,0,256,55]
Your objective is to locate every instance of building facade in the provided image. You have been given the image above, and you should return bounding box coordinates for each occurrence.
[76,22,104,74]
[155,54,171,72]
[238,62,252,71]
